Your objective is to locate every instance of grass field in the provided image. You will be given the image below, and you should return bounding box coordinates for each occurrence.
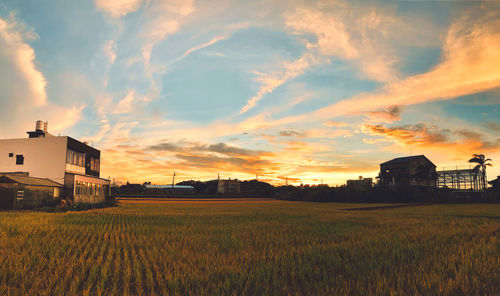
[0,199,499,295]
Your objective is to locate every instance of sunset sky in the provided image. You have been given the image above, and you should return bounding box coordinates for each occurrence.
[1,0,499,185]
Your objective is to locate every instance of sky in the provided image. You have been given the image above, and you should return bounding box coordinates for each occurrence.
[0,0,499,185]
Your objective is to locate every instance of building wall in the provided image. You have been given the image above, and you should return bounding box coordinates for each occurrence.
[0,137,68,184]
[0,183,59,209]
[217,180,241,194]
[380,158,436,188]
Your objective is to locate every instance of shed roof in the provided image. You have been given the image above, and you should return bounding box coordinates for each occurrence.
[0,174,63,187]
[380,155,436,167]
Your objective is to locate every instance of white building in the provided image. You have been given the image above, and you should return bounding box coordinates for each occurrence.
[0,121,110,204]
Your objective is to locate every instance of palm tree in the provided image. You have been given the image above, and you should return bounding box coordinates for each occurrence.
[468,154,492,191]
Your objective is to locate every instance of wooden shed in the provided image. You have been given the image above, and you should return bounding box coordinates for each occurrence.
[0,174,63,209]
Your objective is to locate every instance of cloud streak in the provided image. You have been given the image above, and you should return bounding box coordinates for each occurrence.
[240,53,316,114]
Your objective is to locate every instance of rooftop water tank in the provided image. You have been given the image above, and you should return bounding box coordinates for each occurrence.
[35,120,44,131]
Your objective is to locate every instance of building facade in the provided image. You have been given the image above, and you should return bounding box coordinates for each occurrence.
[0,121,109,204]
[217,179,241,195]
[346,177,373,190]
[379,155,437,188]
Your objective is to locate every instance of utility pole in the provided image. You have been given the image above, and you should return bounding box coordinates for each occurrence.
[285,177,288,186]
[172,171,176,187]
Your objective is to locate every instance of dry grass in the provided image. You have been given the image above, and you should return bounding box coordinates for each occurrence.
[0,200,498,295]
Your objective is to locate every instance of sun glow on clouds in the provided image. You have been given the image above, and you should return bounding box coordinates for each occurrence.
[0,15,86,138]
[2,1,500,185]
[0,17,46,107]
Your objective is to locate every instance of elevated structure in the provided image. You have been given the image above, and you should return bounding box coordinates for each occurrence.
[437,167,485,191]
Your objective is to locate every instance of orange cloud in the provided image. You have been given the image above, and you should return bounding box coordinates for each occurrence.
[362,123,500,161]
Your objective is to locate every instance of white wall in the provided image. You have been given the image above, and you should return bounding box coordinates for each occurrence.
[0,137,68,184]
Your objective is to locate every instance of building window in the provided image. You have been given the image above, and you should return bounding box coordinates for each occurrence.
[66,149,85,167]
[90,157,100,172]
[16,155,24,165]
[8,153,13,157]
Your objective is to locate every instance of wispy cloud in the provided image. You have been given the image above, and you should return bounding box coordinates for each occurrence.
[240,53,317,114]
[315,11,500,118]
[283,3,413,83]
[173,35,228,63]
[103,40,116,64]
[113,90,136,114]
[140,0,194,68]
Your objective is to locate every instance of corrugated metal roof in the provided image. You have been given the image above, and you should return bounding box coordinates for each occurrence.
[0,174,63,187]
[380,155,436,166]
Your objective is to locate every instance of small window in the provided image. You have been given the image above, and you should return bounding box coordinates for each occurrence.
[16,155,24,165]
[8,153,13,157]
[17,191,24,200]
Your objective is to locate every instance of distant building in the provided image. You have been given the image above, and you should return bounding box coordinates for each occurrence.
[346,176,373,190]
[0,121,110,205]
[489,176,500,191]
[379,155,437,188]
[0,173,63,209]
[217,179,241,195]
[144,185,196,195]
